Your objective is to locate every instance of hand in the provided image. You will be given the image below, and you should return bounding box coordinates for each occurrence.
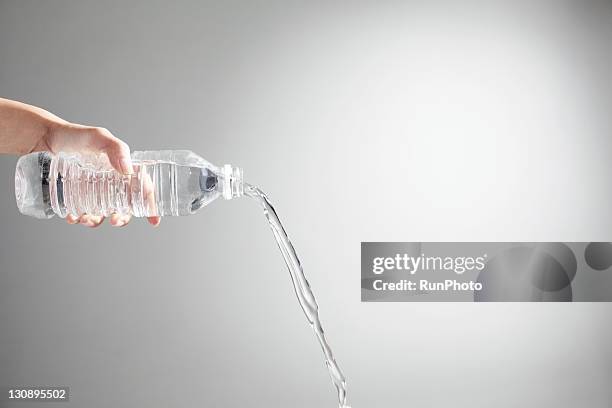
[46,124,161,228]
[0,97,160,228]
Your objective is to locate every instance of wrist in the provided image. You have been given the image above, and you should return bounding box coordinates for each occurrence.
[32,119,56,153]
[37,116,75,153]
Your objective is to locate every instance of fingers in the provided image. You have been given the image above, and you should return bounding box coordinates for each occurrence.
[65,213,131,227]
[80,215,105,228]
[109,213,131,227]
[140,169,161,227]
[65,213,157,228]
[66,214,80,224]
[65,214,105,228]
[147,216,161,227]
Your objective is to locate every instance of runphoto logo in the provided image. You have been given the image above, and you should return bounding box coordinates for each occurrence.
[372,253,487,275]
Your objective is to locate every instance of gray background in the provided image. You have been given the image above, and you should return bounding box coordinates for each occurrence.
[1,0,611,407]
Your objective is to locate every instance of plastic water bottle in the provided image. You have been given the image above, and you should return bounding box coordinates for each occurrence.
[14,150,243,219]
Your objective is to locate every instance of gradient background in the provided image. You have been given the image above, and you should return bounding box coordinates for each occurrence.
[1,1,612,407]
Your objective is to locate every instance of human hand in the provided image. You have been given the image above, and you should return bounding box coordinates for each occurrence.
[45,123,162,228]
[0,97,160,228]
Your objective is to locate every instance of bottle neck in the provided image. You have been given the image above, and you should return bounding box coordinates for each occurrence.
[221,164,243,200]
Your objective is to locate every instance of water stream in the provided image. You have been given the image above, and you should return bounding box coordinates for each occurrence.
[245,184,349,408]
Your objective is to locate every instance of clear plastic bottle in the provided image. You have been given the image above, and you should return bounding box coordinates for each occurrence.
[14,150,243,219]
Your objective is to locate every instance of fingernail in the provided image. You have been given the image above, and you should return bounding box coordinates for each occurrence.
[120,157,133,175]
[148,217,160,227]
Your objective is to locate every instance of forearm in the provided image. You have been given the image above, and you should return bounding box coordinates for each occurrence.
[0,97,67,155]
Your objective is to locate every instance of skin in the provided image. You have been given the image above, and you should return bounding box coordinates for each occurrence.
[0,97,160,227]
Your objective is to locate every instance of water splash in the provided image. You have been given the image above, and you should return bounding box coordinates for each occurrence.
[245,184,350,408]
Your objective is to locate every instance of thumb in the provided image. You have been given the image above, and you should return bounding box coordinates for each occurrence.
[82,127,133,175]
